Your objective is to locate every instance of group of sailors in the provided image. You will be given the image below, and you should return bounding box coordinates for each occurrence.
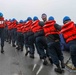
[0,12,76,74]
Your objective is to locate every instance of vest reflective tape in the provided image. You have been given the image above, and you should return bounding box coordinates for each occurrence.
[0,21,4,24]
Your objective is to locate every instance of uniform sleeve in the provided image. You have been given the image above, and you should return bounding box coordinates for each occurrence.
[54,23,61,31]
[74,24,76,26]
[38,21,45,27]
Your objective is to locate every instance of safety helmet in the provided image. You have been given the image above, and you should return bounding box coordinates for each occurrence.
[63,16,71,23]
[0,12,3,17]
[33,16,38,21]
[27,17,32,21]
[48,16,54,21]
[19,20,23,23]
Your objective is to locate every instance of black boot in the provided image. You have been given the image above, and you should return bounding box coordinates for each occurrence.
[61,60,65,68]
[43,58,48,65]
[16,46,20,51]
[54,68,63,74]
[12,44,16,47]
[54,64,63,74]
[21,47,23,51]
[49,58,53,64]
[1,47,4,54]
[30,54,34,59]
[40,57,44,60]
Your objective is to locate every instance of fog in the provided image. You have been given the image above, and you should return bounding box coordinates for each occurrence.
[0,0,76,24]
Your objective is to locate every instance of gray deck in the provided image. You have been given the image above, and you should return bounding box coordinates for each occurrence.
[0,42,76,75]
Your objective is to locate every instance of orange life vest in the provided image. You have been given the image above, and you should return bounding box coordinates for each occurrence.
[0,17,5,28]
[31,20,43,33]
[21,23,26,33]
[6,20,13,30]
[61,21,76,43]
[12,20,17,29]
[17,23,23,32]
[20,25,24,33]
[23,20,32,33]
[43,20,59,36]
[6,21,11,26]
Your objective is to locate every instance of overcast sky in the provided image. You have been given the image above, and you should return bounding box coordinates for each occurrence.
[0,0,76,24]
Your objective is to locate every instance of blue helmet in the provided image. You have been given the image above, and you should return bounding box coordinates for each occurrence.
[27,17,32,21]
[48,16,54,21]
[0,12,3,17]
[63,16,71,23]
[19,20,23,23]
[33,16,38,21]
[12,18,16,21]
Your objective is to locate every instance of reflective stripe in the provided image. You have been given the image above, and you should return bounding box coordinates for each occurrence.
[0,21,4,24]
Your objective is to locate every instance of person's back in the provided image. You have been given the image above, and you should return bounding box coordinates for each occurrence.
[43,16,65,74]
[61,16,76,69]
[0,12,5,53]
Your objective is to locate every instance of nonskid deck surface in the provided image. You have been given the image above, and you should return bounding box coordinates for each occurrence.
[0,42,76,75]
